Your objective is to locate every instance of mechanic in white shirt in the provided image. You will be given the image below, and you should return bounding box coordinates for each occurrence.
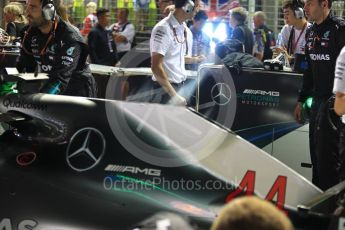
[150,0,200,105]
[333,46,345,182]
[334,46,345,117]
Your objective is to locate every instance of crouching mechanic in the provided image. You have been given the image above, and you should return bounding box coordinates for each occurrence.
[16,0,97,97]
[150,0,199,105]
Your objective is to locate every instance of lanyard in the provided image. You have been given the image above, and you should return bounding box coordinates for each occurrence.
[21,19,58,56]
[168,23,188,55]
[291,23,307,54]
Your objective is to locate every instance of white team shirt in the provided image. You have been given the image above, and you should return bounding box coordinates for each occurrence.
[333,46,345,94]
[150,12,187,83]
[185,23,193,57]
[280,23,310,55]
[333,46,345,122]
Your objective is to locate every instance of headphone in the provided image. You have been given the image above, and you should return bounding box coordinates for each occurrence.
[42,0,56,21]
[182,0,195,14]
[293,0,304,19]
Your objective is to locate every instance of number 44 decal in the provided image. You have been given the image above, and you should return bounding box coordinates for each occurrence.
[225,170,287,210]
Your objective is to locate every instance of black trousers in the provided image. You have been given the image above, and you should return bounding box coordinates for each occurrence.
[310,97,340,190]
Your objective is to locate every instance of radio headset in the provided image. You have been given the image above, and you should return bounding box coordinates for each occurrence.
[293,0,304,19]
[21,0,57,56]
[42,0,56,21]
[182,0,195,14]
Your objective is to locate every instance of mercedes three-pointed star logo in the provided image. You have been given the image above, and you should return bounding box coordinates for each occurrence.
[211,83,232,105]
[66,127,106,172]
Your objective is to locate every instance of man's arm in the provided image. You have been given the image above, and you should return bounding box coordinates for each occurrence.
[113,23,135,44]
[335,92,345,115]
[185,55,205,64]
[40,41,83,93]
[151,52,186,105]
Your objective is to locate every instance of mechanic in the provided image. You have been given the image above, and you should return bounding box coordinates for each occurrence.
[293,0,345,190]
[150,0,199,105]
[17,0,97,97]
[333,46,345,182]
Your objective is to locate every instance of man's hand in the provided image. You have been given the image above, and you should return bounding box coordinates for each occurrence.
[294,102,303,123]
[169,94,187,106]
[195,55,206,63]
[273,46,293,62]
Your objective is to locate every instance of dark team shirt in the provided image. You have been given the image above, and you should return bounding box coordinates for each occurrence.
[88,24,118,66]
[298,12,345,102]
[17,17,94,95]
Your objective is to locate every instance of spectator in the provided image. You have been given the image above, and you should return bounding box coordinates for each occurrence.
[80,2,97,38]
[110,8,136,60]
[88,8,118,66]
[190,10,210,59]
[3,3,27,42]
[274,0,310,72]
[253,11,275,61]
[211,196,293,230]
[136,0,151,31]
[228,7,254,55]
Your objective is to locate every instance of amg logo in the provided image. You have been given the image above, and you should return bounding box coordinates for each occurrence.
[310,54,330,61]
[105,164,161,176]
[243,89,280,97]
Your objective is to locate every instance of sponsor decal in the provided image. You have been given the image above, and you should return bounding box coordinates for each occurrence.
[153,30,165,44]
[226,170,287,210]
[41,64,52,72]
[237,89,280,107]
[62,61,72,66]
[66,127,106,172]
[16,152,37,166]
[47,44,56,54]
[2,98,48,111]
[321,42,329,47]
[104,164,161,176]
[211,83,232,105]
[310,54,330,61]
[61,56,74,62]
[0,218,38,230]
[323,30,330,39]
[66,47,75,56]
